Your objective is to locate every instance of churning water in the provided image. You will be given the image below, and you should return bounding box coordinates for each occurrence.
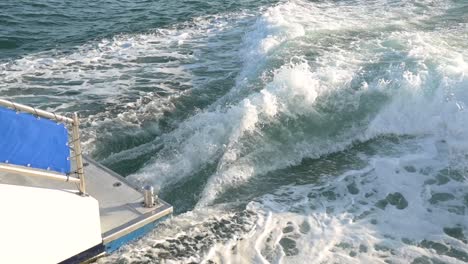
[1,0,468,263]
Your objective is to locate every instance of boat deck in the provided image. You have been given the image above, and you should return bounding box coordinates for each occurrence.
[0,156,172,255]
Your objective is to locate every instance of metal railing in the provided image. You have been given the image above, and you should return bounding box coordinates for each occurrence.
[0,99,86,195]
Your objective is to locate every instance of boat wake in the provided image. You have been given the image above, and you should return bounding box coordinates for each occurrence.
[104,0,468,262]
[2,0,467,263]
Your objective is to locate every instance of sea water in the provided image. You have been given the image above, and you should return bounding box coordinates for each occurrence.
[1,0,468,263]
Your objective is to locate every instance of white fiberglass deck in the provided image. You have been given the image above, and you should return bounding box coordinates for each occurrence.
[0,183,102,264]
[0,156,172,257]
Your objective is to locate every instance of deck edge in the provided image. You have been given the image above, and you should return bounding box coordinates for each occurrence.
[103,212,172,253]
[103,202,173,244]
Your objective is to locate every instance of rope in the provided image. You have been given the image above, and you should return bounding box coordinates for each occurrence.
[68,137,80,145]
[33,107,39,119]
[69,152,83,160]
[68,169,83,175]
[11,102,18,113]
[53,112,59,123]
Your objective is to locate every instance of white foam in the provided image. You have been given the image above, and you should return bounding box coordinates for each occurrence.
[99,0,468,262]
[365,31,468,162]
[0,10,257,153]
[131,0,468,207]
[131,61,334,203]
[193,136,468,263]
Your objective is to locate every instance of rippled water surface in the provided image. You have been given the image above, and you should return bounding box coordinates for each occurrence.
[1,0,468,263]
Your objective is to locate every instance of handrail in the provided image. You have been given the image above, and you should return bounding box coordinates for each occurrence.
[0,99,74,124]
[0,163,81,184]
[0,99,86,194]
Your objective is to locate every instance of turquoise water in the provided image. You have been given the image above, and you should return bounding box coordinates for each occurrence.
[1,0,468,263]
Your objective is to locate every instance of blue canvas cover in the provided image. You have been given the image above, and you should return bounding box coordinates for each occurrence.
[0,106,71,174]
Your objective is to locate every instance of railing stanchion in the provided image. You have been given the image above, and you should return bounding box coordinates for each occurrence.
[72,113,86,195]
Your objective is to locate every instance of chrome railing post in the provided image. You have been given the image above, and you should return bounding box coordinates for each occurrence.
[72,113,86,195]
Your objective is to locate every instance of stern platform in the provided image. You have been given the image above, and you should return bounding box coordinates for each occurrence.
[0,156,172,263]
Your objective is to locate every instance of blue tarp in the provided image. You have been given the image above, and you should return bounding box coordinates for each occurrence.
[0,106,71,174]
